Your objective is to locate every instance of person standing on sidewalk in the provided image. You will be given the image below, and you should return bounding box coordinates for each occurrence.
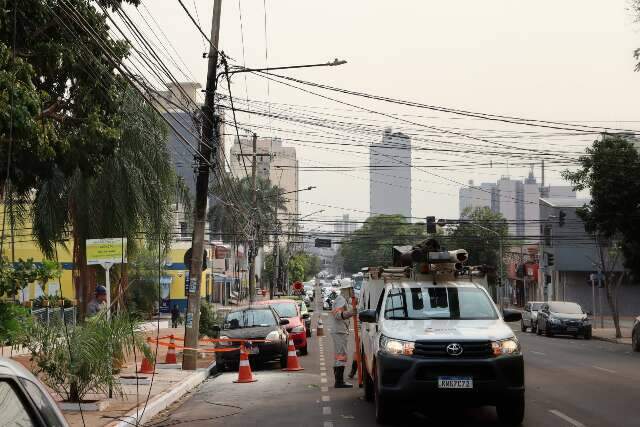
[171,305,181,328]
[331,278,356,388]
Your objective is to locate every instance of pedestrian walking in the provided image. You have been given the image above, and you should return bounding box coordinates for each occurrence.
[331,278,356,388]
[171,304,180,328]
[87,285,108,317]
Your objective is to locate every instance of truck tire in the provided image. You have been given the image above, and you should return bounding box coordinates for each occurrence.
[497,392,525,426]
[374,372,390,424]
[363,352,374,402]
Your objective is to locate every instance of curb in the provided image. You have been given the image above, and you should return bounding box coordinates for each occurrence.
[107,361,217,427]
[591,335,631,345]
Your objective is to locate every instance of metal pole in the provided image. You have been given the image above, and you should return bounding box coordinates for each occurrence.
[591,275,596,323]
[598,272,604,328]
[249,133,257,303]
[183,0,222,371]
[104,264,111,320]
[499,236,504,310]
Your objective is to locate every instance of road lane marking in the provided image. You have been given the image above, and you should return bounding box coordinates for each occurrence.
[321,378,327,383]
[324,422,333,427]
[592,365,616,374]
[320,372,327,377]
[549,409,586,427]
[530,351,546,356]
[322,395,330,402]
[323,406,332,415]
[321,386,328,392]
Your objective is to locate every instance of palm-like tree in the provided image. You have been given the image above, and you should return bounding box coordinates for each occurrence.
[30,87,183,316]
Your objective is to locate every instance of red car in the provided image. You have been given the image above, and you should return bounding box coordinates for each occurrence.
[257,299,309,355]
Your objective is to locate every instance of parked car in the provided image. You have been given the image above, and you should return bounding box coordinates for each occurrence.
[0,357,69,426]
[215,306,290,370]
[298,300,312,337]
[632,315,640,352]
[257,299,309,355]
[536,301,592,339]
[521,301,544,332]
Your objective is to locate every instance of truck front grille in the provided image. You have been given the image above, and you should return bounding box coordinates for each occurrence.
[414,341,493,358]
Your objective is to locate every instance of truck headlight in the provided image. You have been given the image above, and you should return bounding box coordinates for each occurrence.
[291,325,305,333]
[491,337,521,356]
[379,336,414,356]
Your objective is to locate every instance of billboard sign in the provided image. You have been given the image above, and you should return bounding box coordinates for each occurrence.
[86,238,127,265]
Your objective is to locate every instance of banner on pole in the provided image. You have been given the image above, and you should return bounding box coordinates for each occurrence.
[86,238,128,265]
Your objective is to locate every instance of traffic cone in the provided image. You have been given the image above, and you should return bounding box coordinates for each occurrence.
[317,319,325,337]
[282,338,304,371]
[164,335,177,364]
[234,345,257,383]
[138,341,155,374]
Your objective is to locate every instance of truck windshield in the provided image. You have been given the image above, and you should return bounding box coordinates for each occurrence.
[384,286,498,320]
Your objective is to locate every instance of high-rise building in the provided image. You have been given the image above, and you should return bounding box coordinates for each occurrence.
[458,171,576,242]
[370,128,411,218]
[229,136,299,224]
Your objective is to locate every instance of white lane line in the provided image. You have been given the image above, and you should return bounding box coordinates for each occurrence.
[323,406,332,415]
[324,421,333,427]
[549,409,586,427]
[320,372,327,377]
[321,386,329,392]
[592,365,616,374]
[530,351,546,356]
[322,395,330,402]
[321,378,327,383]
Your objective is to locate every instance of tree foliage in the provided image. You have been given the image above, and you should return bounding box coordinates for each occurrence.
[0,257,61,298]
[340,215,426,274]
[446,207,509,270]
[562,134,640,278]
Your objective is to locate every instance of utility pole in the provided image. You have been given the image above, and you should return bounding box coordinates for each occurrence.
[249,133,258,302]
[183,0,222,371]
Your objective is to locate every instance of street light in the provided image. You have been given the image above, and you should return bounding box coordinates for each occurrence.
[224,58,348,77]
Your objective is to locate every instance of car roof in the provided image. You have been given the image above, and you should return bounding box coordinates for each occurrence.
[0,357,36,380]
[527,301,544,304]
[256,299,296,304]
[384,281,480,289]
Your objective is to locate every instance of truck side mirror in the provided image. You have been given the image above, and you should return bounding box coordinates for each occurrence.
[359,309,376,323]
[502,309,522,322]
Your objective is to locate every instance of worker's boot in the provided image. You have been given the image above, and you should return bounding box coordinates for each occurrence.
[334,366,353,388]
[348,360,357,379]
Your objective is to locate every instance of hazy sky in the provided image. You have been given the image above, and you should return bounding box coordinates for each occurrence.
[127,0,640,231]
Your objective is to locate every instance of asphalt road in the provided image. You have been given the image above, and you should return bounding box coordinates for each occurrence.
[149,289,640,427]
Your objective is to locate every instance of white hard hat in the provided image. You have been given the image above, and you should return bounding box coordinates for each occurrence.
[340,278,353,289]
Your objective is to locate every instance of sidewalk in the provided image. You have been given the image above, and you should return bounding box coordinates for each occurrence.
[591,327,633,345]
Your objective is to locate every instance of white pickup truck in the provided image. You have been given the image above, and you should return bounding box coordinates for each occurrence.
[358,252,524,425]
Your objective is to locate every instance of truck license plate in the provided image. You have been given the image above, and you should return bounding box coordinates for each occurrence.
[438,376,473,389]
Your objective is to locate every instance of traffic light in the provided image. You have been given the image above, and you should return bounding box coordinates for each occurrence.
[547,253,555,267]
[426,216,436,234]
[558,210,566,227]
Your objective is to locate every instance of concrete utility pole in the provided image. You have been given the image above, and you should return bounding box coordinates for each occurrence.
[249,133,258,302]
[183,0,222,371]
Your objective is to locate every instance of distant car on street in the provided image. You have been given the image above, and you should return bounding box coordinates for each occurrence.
[536,301,592,339]
[632,315,640,352]
[215,306,290,370]
[0,357,69,426]
[257,299,310,355]
[521,301,544,333]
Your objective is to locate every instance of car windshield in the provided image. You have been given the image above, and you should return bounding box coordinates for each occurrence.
[269,302,298,318]
[532,303,543,311]
[384,286,498,320]
[549,302,583,314]
[224,309,276,329]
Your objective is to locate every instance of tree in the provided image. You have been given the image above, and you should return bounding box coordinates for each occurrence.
[446,207,509,274]
[339,214,426,274]
[287,254,305,284]
[562,134,640,338]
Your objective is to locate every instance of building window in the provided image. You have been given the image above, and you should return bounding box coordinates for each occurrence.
[180,222,188,238]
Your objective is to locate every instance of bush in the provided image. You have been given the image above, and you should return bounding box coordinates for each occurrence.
[199,302,222,338]
[26,312,151,402]
[0,302,32,347]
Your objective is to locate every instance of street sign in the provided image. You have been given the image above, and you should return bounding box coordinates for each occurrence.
[315,238,332,248]
[86,238,127,265]
[293,281,303,291]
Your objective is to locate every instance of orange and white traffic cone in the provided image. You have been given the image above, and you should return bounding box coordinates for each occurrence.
[317,319,325,337]
[164,335,177,364]
[234,345,257,383]
[138,340,155,374]
[282,338,304,371]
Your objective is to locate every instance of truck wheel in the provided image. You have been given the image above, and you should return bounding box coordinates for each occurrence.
[374,372,390,424]
[363,353,374,402]
[497,392,525,426]
[280,352,288,369]
[584,328,592,340]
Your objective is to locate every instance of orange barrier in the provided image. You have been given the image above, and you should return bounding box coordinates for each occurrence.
[164,335,177,364]
[317,319,325,336]
[233,345,257,383]
[138,340,155,374]
[282,338,304,372]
